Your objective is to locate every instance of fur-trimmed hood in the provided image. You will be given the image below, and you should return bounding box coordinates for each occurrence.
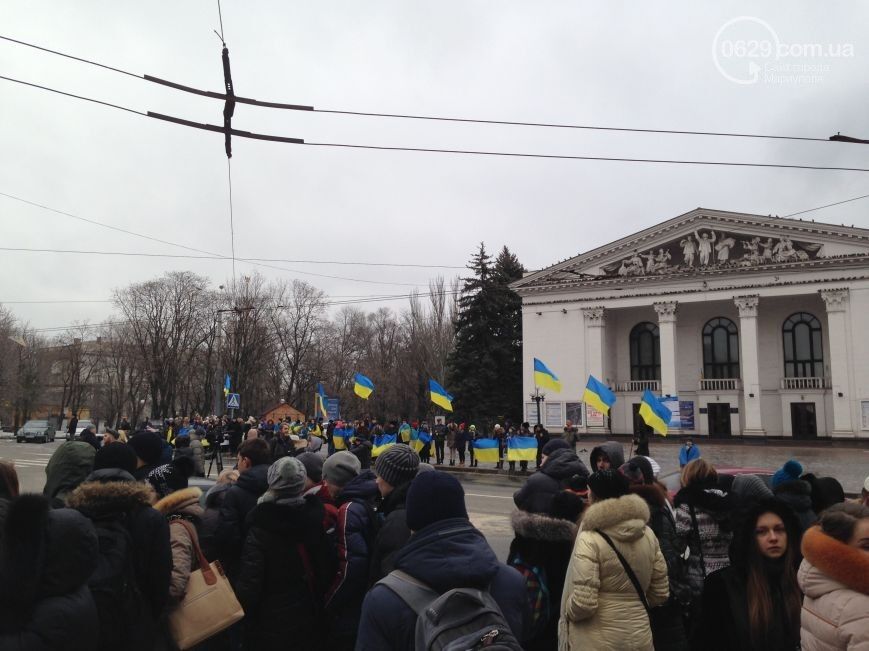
[67,477,157,517]
[153,486,202,516]
[799,525,869,595]
[580,493,650,542]
[511,509,578,543]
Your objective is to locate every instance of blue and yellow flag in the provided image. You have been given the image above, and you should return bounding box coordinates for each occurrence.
[639,390,671,436]
[399,422,413,443]
[428,379,454,412]
[315,383,329,420]
[372,433,397,457]
[533,358,562,392]
[507,436,537,462]
[353,373,375,400]
[583,375,616,415]
[473,438,500,463]
[224,373,231,397]
[410,430,435,455]
[332,426,350,450]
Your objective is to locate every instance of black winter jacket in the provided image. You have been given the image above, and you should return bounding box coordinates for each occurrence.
[236,496,335,651]
[356,518,529,651]
[215,462,269,579]
[513,448,589,515]
[589,441,625,471]
[773,479,817,532]
[0,496,99,651]
[369,481,412,584]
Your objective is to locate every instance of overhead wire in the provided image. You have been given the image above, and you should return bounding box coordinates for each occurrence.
[782,192,869,218]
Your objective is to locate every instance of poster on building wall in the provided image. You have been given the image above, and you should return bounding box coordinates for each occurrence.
[679,401,695,430]
[861,401,869,430]
[566,402,583,426]
[525,402,540,424]
[661,397,681,429]
[586,405,605,427]
[545,402,563,428]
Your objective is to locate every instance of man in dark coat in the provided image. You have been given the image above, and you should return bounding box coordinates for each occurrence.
[79,424,100,451]
[43,440,96,508]
[128,431,164,481]
[589,440,625,471]
[513,440,589,515]
[0,495,99,651]
[357,471,529,650]
[215,437,271,580]
[369,444,420,583]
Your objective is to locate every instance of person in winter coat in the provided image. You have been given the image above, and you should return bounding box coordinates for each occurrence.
[589,440,625,472]
[0,495,99,651]
[508,489,584,651]
[42,440,96,507]
[323,451,380,651]
[128,431,165,481]
[772,460,818,532]
[798,502,869,651]
[153,486,205,604]
[802,473,846,515]
[66,443,172,651]
[79,424,100,451]
[730,472,773,506]
[672,458,733,629]
[269,423,295,462]
[446,422,458,466]
[349,435,373,470]
[0,460,18,527]
[216,437,271,581]
[562,419,578,452]
[621,457,689,650]
[369,444,420,583]
[679,438,701,468]
[298,452,339,534]
[236,457,335,651]
[533,424,550,469]
[692,499,803,651]
[433,421,446,465]
[357,471,529,651]
[559,470,669,651]
[513,440,589,515]
[199,468,239,561]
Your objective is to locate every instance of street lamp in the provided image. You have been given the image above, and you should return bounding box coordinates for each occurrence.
[529,388,546,426]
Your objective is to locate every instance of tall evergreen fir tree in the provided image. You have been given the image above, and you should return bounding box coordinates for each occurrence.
[447,243,525,429]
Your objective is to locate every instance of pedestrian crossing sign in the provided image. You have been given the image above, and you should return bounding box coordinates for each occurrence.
[226,393,240,409]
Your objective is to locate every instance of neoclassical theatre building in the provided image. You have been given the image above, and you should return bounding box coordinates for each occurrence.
[512,208,869,440]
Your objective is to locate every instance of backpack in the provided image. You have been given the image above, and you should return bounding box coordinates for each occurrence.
[379,569,523,651]
[507,554,550,639]
[88,512,148,651]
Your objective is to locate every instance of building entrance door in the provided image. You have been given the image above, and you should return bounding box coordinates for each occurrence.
[707,403,731,438]
[790,402,817,440]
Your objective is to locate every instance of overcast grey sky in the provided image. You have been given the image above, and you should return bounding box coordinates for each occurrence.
[1,1,867,330]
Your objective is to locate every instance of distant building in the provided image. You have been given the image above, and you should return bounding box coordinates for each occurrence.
[260,401,305,423]
[512,208,869,440]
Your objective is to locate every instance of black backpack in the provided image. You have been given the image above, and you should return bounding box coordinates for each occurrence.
[88,512,148,651]
[379,570,522,651]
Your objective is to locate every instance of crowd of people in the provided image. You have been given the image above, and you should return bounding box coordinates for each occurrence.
[0,413,866,651]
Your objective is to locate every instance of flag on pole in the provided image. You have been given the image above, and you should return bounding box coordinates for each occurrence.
[223,373,231,397]
[315,383,329,420]
[533,358,562,392]
[582,375,617,414]
[428,379,454,412]
[353,373,375,400]
[332,426,350,450]
[473,439,500,463]
[507,436,538,462]
[639,389,672,436]
[372,433,396,457]
[410,429,435,455]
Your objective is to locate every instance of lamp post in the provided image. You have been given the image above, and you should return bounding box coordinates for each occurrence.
[530,388,546,426]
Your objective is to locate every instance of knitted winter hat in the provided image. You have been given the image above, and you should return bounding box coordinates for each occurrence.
[588,469,630,501]
[621,457,654,485]
[322,451,361,487]
[771,460,803,489]
[406,471,468,532]
[148,458,194,498]
[93,442,137,475]
[374,444,420,487]
[802,474,845,513]
[296,452,324,484]
[731,473,773,503]
[129,432,163,466]
[542,439,570,457]
[266,456,307,496]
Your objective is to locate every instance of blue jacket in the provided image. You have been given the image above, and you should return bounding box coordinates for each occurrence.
[679,443,701,467]
[356,518,529,651]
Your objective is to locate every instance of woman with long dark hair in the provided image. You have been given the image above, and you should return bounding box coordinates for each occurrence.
[691,499,802,651]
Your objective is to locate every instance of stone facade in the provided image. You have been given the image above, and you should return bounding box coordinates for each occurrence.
[512,208,869,439]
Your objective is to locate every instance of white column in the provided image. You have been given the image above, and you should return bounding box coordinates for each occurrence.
[821,289,854,437]
[582,306,609,433]
[735,295,764,436]
[653,301,678,397]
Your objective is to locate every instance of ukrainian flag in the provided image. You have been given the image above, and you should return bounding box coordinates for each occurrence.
[410,430,435,455]
[332,427,349,450]
[533,358,562,392]
[224,373,231,397]
[583,375,617,414]
[372,433,396,457]
[507,436,537,462]
[399,422,413,443]
[353,373,375,400]
[315,383,329,420]
[474,438,500,463]
[639,389,672,436]
[429,379,454,412]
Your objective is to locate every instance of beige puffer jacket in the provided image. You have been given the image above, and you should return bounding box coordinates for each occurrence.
[798,526,869,651]
[153,487,204,603]
[558,493,669,651]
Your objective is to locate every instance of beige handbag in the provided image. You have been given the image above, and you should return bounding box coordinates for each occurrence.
[168,520,245,650]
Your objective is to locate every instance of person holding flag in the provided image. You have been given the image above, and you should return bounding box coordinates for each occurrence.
[639,389,672,436]
[353,373,375,400]
[473,431,501,469]
[507,426,538,474]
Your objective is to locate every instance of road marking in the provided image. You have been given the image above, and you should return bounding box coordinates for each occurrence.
[465,493,513,500]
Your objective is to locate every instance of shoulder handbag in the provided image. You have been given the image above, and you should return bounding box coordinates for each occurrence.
[168,519,245,650]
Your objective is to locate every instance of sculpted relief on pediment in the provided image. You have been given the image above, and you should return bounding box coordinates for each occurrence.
[603,229,822,278]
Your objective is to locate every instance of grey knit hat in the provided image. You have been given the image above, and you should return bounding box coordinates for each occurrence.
[265,456,307,497]
[322,451,361,487]
[731,473,773,503]
[296,452,324,484]
[374,444,420,487]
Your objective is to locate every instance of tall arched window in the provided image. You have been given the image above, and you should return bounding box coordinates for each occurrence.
[630,322,660,381]
[783,312,823,377]
[703,317,740,378]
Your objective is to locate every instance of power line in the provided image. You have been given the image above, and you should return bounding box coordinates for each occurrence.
[0,34,838,144]
[4,74,869,173]
[0,74,146,116]
[226,158,236,284]
[782,192,869,218]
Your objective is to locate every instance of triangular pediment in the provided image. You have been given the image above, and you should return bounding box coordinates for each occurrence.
[514,208,869,291]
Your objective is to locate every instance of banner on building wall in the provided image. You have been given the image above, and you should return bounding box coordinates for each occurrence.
[660,397,695,430]
[586,404,605,427]
[566,402,583,427]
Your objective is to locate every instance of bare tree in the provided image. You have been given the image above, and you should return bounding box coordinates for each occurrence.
[53,323,105,422]
[93,322,147,428]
